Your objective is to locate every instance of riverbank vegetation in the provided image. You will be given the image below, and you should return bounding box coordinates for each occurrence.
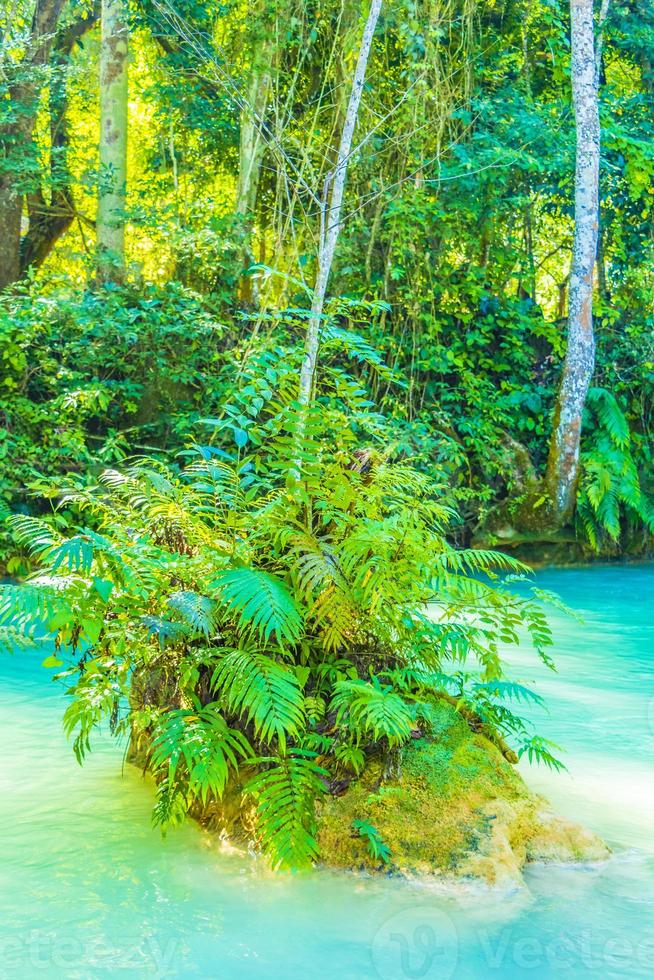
[1,427,567,869]
[1,0,651,870]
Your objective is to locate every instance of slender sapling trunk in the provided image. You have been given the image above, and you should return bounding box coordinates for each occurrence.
[236,43,273,303]
[297,0,382,407]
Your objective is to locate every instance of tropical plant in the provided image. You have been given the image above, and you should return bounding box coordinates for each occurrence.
[352,819,391,865]
[1,403,562,869]
[576,388,654,551]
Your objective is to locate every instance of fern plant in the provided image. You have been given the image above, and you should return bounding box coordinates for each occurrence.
[577,388,654,551]
[1,403,561,870]
[245,751,327,870]
[352,819,391,865]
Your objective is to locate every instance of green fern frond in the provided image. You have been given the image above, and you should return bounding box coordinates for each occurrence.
[472,680,544,706]
[518,735,566,772]
[142,614,187,646]
[292,533,348,596]
[151,704,253,805]
[0,579,69,629]
[184,457,244,510]
[49,535,95,574]
[437,548,530,577]
[213,568,304,645]
[352,819,391,864]
[310,586,356,650]
[302,731,333,754]
[304,695,327,724]
[575,385,653,549]
[245,750,327,869]
[290,533,356,648]
[167,591,217,637]
[98,468,131,490]
[321,323,399,383]
[331,679,413,747]
[334,742,366,774]
[152,780,188,830]
[616,472,644,512]
[211,648,305,751]
[384,666,455,696]
[596,486,621,540]
[587,388,630,450]
[73,527,153,586]
[62,670,124,763]
[0,622,42,655]
[585,461,613,510]
[576,502,599,550]
[7,515,60,555]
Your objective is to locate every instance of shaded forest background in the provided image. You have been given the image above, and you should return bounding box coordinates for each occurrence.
[2,0,654,565]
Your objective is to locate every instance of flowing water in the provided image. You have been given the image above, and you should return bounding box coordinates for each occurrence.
[1,565,653,979]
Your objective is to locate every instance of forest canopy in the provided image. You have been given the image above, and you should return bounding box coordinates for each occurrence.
[1,0,653,871]
[1,0,653,561]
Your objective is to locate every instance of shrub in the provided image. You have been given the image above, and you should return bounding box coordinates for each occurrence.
[1,406,561,868]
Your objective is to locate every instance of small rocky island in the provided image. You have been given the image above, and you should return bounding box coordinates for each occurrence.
[149,697,608,888]
[317,699,608,885]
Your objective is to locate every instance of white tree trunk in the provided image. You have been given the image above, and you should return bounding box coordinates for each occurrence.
[236,44,272,303]
[544,0,600,521]
[97,0,128,283]
[297,0,382,407]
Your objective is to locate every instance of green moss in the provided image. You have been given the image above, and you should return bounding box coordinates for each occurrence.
[130,691,608,884]
[316,698,608,883]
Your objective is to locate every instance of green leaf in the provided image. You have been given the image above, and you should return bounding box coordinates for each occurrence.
[50,536,94,574]
[211,649,305,751]
[168,590,217,637]
[245,750,327,869]
[151,705,253,811]
[213,568,303,645]
[331,680,412,747]
[47,608,73,631]
[82,618,103,644]
[352,819,391,864]
[93,578,114,603]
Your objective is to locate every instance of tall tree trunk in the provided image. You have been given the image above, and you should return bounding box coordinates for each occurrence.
[0,188,22,289]
[21,8,101,273]
[236,48,272,220]
[543,0,601,523]
[0,0,67,289]
[298,0,382,408]
[97,0,129,283]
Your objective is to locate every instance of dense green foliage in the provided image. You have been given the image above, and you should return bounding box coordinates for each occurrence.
[2,0,653,871]
[3,279,652,565]
[0,400,563,867]
[1,0,653,558]
[0,280,226,544]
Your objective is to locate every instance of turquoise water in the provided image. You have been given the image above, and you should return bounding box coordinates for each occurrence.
[1,565,654,979]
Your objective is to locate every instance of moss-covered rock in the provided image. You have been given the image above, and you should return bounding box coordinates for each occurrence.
[129,692,608,887]
[316,700,609,886]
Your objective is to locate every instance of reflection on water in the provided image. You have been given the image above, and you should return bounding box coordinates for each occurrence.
[1,565,653,978]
